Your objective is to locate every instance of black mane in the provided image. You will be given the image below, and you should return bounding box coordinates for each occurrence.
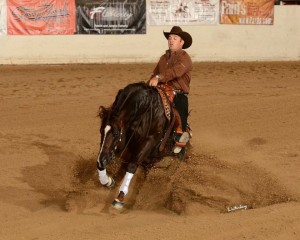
[100,82,161,130]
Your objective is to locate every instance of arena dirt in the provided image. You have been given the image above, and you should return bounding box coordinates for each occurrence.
[0,62,299,239]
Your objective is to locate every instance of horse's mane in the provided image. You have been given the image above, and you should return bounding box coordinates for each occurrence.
[99,82,160,128]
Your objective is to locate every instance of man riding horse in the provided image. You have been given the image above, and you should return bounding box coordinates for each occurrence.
[148,26,193,159]
[97,26,193,210]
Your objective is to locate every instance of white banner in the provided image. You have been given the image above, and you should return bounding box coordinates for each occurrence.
[147,0,219,25]
[0,0,7,35]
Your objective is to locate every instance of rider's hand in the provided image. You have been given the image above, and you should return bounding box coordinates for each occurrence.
[148,77,159,87]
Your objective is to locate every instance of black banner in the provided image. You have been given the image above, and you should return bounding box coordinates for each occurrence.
[76,0,146,34]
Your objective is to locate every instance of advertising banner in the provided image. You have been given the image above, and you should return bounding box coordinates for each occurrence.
[220,0,274,25]
[0,0,7,35]
[76,0,146,34]
[7,0,76,35]
[148,0,219,25]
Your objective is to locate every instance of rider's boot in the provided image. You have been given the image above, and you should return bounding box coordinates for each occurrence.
[173,131,189,155]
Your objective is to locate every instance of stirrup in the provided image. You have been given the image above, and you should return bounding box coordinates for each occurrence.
[173,132,189,154]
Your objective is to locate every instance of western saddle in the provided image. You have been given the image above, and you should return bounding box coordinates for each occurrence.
[156,84,183,151]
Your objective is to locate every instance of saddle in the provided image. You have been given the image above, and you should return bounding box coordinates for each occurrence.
[156,84,183,151]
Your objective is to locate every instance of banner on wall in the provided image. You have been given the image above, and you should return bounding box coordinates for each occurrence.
[220,0,274,25]
[7,0,76,35]
[0,0,7,35]
[147,0,219,25]
[76,0,146,34]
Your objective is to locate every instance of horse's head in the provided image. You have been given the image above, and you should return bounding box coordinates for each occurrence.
[97,106,125,169]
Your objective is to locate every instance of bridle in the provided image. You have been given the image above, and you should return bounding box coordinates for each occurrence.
[100,117,142,162]
[99,125,123,161]
[100,106,151,163]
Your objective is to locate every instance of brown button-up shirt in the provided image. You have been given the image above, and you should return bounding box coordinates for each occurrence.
[151,49,193,94]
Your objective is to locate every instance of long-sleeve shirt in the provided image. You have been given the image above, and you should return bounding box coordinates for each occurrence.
[151,49,193,94]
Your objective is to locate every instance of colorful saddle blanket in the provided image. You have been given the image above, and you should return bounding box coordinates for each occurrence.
[156,84,175,122]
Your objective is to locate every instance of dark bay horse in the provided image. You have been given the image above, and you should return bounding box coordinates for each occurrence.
[97,82,172,209]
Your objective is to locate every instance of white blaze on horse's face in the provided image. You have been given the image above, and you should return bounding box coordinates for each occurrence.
[104,125,111,135]
[98,125,112,160]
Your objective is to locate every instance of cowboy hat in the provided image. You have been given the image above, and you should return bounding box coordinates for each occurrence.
[163,26,192,49]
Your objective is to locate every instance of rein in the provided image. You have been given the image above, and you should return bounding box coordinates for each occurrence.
[121,114,147,154]
[118,100,154,161]
[119,128,135,161]
[159,111,176,151]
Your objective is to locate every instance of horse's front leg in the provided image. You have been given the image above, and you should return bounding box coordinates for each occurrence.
[97,153,115,188]
[112,135,159,210]
[112,166,135,210]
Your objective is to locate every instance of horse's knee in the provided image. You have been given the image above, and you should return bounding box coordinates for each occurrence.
[96,160,104,171]
[97,153,108,170]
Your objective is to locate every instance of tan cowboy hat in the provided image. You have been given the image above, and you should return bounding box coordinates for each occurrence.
[163,26,192,49]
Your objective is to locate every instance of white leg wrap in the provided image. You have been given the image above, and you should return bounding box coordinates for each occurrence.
[119,172,134,196]
[98,169,109,185]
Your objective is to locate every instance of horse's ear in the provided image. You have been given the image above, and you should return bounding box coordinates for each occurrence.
[99,106,109,119]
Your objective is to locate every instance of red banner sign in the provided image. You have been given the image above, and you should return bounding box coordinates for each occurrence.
[7,0,76,35]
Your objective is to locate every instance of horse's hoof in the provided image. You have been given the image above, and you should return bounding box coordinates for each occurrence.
[105,176,115,189]
[112,199,124,210]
